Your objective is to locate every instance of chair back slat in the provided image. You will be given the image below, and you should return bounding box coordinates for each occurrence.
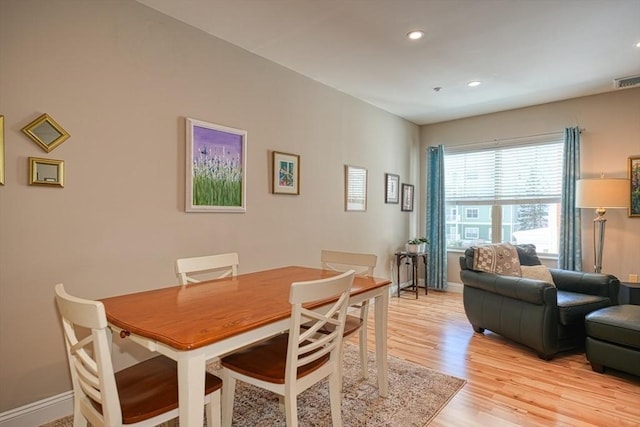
[321,250,376,277]
[285,270,355,383]
[175,252,239,285]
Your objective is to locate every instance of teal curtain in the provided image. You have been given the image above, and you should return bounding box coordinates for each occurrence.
[558,127,582,271]
[426,145,447,290]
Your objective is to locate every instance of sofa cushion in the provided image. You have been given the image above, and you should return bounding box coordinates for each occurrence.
[515,244,542,266]
[472,243,521,277]
[557,291,611,326]
[521,265,555,286]
[585,305,640,350]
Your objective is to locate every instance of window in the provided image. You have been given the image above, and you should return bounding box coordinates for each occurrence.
[445,139,563,254]
[446,207,458,222]
[465,208,479,219]
[464,227,479,239]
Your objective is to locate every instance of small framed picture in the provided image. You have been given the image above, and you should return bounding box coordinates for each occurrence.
[272,151,300,195]
[630,155,640,217]
[345,165,367,212]
[0,115,4,185]
[385,173,399,204]
[401,183,414,212]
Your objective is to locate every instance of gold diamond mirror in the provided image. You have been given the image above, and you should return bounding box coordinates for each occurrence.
[21,113,70,152]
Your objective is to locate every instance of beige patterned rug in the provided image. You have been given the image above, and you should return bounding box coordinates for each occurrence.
[43,344,465,426]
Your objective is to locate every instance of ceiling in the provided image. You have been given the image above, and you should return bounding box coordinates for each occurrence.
[136,0,640,125]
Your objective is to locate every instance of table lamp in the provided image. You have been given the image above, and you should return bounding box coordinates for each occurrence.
[576,174,629,273]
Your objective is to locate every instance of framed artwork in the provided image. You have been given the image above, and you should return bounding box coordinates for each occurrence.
[272,151,300,195]
[345,165,367,211]
[385,173,399,203]
[29,157,64,187]
[185,117,247,212]
[0,115,4,185]
[401,183,414,212]
[630,155,640,217]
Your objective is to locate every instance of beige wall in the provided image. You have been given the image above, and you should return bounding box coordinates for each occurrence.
[420,88,640,285]
[0,0,420,411]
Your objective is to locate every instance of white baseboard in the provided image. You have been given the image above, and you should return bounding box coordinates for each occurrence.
[0,391,72,427]
[446,281,463,293]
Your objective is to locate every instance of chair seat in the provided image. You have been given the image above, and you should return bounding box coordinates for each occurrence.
[94,356,222,424]
[220,333,329,384]
[304,314,363,337]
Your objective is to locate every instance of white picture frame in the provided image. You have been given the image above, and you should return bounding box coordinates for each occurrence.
[185,117,247,212]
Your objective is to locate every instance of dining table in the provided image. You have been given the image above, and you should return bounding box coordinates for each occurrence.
[100,265,392,427]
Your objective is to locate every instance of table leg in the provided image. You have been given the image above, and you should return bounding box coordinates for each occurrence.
[423,254,428,295]
[396,255,401,297]
[374,288,389,397]
[413,256,418,299]
[178,353,206,427]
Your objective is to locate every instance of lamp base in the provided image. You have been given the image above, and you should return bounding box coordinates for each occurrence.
[593,213,606,274]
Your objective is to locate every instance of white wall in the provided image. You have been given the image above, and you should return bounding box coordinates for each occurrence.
[420,88,640,284]
[0,0,419,411]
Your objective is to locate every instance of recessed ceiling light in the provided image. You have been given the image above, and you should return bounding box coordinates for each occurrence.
[636,41,640,48]
[468,81,481,87]
[407,30,425,40]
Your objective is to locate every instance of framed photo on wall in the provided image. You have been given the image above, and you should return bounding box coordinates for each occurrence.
[345,165,367,211]
[401,183,414,212]
[0,115,4,185]
[630,155,640,217]
[272,151,300,195]
[185,117,247,212]
[385,173,399,204]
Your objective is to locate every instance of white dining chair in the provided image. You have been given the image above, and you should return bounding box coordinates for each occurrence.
[319,249,377,382]
[54,283,222,427]
[175,252,239,285]
[220,270,355,427]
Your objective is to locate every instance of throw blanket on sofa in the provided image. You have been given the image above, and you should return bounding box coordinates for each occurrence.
[472,243,521,277]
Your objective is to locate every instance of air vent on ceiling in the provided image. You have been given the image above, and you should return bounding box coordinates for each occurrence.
[614,74,640,89]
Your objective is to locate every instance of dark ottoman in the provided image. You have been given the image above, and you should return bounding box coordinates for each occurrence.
[585,305,640,376]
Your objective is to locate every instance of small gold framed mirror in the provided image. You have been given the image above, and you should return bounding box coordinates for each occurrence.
[0,115,5,185]
[29,157,64,187]
[22,113,70,152]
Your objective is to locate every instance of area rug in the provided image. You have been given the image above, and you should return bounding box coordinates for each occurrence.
[42,344,465,427]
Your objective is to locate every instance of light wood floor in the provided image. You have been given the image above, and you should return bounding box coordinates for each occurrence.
[351,291,640,427]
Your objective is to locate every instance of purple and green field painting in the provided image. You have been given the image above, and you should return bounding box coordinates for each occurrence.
[192,125,243,207]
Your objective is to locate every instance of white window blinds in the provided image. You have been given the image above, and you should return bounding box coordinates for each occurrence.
[445,141,563,205]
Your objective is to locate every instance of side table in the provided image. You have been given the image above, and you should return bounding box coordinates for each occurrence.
[394,251,427,299]
[619,282,640,305]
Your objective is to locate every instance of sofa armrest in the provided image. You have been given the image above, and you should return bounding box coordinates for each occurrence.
[550,269,620,303]
[461,269,557,306]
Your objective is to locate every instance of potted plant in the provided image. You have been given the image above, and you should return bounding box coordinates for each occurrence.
[406,237,428,253]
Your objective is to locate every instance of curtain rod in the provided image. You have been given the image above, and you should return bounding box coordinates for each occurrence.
[442,127,585,150]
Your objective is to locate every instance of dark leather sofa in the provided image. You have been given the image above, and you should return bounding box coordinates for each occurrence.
[460,244,619,360]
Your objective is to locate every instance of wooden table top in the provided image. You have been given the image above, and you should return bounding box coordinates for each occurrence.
[101,266,391,351]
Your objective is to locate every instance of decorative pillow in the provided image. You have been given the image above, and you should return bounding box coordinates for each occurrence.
[521,265,555,286]
[472,243,521,277]
[515,244,542,266]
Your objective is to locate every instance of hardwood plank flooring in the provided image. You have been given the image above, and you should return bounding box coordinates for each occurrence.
[349,291,640,427]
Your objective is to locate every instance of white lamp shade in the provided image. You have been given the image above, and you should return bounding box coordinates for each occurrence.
[576,178,629,208]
